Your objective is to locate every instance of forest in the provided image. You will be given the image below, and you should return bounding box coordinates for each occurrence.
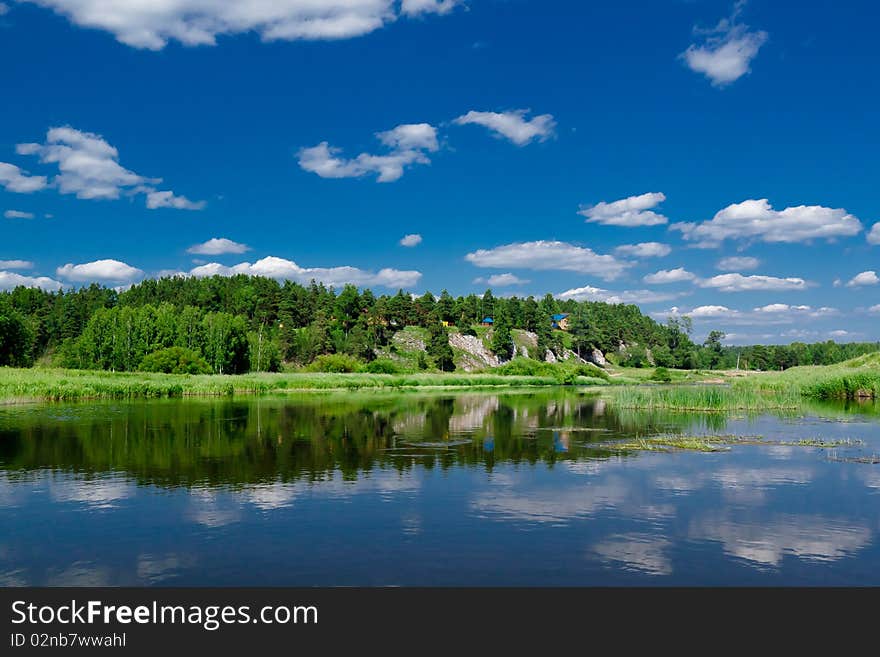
[0,274,876,374]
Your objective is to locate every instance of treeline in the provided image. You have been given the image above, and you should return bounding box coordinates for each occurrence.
[0,274,875,373]
[717,341,880,371]
[0,275,680,372]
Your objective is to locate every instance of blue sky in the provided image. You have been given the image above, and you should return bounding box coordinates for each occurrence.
[1,0,878,344]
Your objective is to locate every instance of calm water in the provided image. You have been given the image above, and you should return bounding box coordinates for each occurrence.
[2,390,879,586]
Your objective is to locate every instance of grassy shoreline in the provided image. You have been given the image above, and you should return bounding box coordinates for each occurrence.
[0,367,613,403]
[1,353,878,406]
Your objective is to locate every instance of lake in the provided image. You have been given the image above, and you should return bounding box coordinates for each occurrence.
[1,389,879,586]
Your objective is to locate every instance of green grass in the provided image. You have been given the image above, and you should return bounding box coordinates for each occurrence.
[604,384,802,412]
[594,436,733,452]
[587,434,862,454]
[0,367,611,402]
[739,352,880,401]
[3,350,878,406]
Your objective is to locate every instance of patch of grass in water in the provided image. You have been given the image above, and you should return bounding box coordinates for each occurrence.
[586,435,734,453]
[605,385,801,412]
[784,438,863,448]
[827,454,880,464]
[583,434,863,454]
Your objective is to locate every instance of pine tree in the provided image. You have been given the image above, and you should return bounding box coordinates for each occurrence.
[426,314,455,371]
[490,309,513,360]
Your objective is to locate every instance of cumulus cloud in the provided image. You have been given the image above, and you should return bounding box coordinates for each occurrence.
[579,192,668,227]
[846,270,879,287]
[145,190,206,210]
[655,303,838,325]
[401,0,461,15]
[21,1,459,50]
[465,240,629,281]
[453,109,556,146]
[187,238,251,255]
[4,210,35,219]
[14,126,204,209]
[869,223,880,245]
[0,260,33,269]
[671,199,863,246]
[474,273,530,287]
[868,305,880,314]
[399,233,423,247]
[697,273,810,292]
[0,271,63,291]
[56,259,144,284]
[376,123,439,152]
[681,2,768,87]
[299,123,439,183]
[556,285,680,305]
[190,256,421,289]
[717,256,760,271]
[0,162,48,193]
[643,267,697,284]
[614,242,671,258]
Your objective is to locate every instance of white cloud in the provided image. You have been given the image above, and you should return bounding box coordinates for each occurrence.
[0,162,48,193]
[869,223,880,245]
[56,259,144,284]
[298,123,438,183]
[868,305,880,314]
[681,2,768,87]
[643,267,697,284]
[453,109,556,146]
[3,210,35,219]
[717,255,759,271]
[15,126,204,209]
[556,285,679,305]
[21,1,458,50]
[401,0,461,15]
[0,271,63,291]
[697,273,810,292]
[190,255,421,289]
[671,199,863,245]
[656,303,838,325]
[614,242,671,258]
[0,260,33,269]
[579,192,668,227]
[377,123,439,152]
[145,190,206,210]
[0,3,8,16]
[465,240,628,281]
[187,238,251,255]
[846,270,879,287]
[477,273,530,287]
[399,233,423,247]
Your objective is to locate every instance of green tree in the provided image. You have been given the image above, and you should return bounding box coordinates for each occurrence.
[568,307,592,359]
[0,306,34,366]
[426,315,455,371]
[201,312,249,374]
[139,347,211,374]
[701,330,726,369]
[490,309,513,360]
